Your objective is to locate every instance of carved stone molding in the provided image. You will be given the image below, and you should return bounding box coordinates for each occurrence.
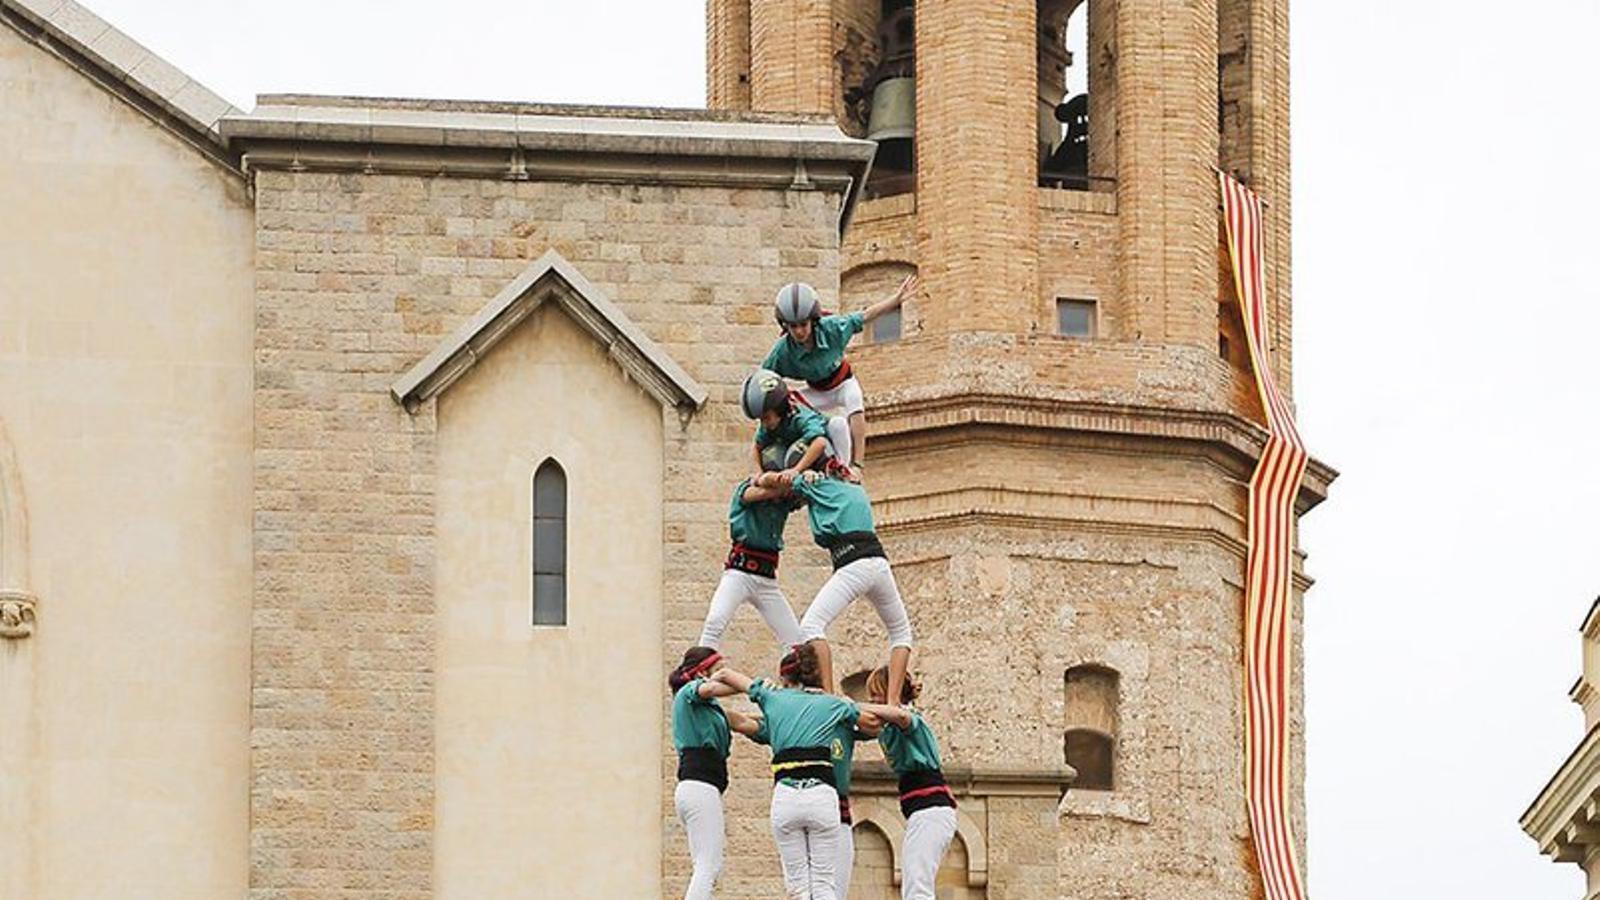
[0,590,36,639]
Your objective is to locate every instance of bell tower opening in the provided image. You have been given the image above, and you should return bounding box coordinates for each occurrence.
[851,0,916,199]
[1038,0,1115,192]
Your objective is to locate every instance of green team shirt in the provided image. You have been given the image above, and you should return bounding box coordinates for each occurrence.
[830,720,863,799]
[728,479,794,553]
[747,681,859,757]
[879,709,943,775]
[672,679,731,759]
[754,403,830,450]
[762,312,865,383]
[791,476,876,544]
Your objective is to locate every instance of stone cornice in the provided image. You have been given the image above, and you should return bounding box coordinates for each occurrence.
[220,101,875,233]
[1581,597,1600,640]
[1523,723,1600,863]
[868,392,1335,511]
[850,761,1077,798]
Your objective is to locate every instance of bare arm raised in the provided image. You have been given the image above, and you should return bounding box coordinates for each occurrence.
[861,274,918,323]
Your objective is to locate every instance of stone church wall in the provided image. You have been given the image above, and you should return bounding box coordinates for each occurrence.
[433,305,667,898]
[0,23,256,900]
[250,166,847,897]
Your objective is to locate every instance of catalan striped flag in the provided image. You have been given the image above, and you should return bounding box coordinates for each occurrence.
[1219,169,1310,900]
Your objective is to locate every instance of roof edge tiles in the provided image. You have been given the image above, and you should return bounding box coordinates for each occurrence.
[0,0,241,151]
[219,101,876,163]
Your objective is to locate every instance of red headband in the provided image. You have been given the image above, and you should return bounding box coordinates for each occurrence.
[685,652,723,680]
[778,655,801,678]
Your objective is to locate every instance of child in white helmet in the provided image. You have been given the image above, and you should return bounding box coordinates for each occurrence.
[764,276,917,479]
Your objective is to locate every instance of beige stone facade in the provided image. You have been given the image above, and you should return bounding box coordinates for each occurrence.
[0,0,1330,897]
[1523,599,1600,899]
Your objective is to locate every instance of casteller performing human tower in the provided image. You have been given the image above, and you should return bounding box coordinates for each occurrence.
[706,1,1334,897]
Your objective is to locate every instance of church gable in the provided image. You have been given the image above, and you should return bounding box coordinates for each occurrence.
[0,0,241,169]
[390,249,706,414]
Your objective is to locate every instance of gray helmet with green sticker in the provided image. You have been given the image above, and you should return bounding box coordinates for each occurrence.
[773,282,821,325]
[759,442,788,473]
[784,438,832,471]
[740,368,790,420]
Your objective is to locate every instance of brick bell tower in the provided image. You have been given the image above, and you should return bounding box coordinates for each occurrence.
[709,1,1332,898]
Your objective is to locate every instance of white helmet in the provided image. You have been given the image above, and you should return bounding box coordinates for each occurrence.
[774,282,821,325]
[740,368,790,420]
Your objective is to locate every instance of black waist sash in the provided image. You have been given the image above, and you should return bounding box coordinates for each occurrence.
[839,795,853,825]
[677,747,729,794]
[726,542,779,578]
[771,746,834,785]
[897,768,957,817]
[824,532,886,570]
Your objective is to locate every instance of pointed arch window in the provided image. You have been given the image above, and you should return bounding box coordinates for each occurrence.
[532,459,567,626]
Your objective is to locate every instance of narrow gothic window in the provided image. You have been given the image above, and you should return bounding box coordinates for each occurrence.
[532,459,567,626]
[1064,664,1119,790]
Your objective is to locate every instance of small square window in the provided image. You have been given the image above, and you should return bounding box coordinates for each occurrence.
[1057,298,1097,338]
[872,308,903,343]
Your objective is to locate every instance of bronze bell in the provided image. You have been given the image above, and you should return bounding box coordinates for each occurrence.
[866,76,915,142]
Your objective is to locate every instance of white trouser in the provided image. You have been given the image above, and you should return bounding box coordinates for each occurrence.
[698,569,803,650]
[799,557,913,649]
[675,780,725,900]
[834,817,855,899]
[797,377,865,418]
[900,806,958,900]
[771,782,841,900]
[823,415,852,468]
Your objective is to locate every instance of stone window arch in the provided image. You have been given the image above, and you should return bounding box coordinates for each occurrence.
[0,421,35,638]
[849,800,990,896]
[842,261,918,343]
[531,458,567,627]
[1064,663,1119,790]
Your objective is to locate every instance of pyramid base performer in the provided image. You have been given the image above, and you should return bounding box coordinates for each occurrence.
[669,647,763,900]
[697,454,805,650]
[759,463,912,704]
[851,666,956,900]
[753,658,876,899]
[714,646,880,900]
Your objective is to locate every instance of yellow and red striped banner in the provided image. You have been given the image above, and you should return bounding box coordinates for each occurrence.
[1219,170,1310,900]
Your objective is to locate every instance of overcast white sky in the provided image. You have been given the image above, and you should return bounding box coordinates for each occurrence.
[73,1,1600,896]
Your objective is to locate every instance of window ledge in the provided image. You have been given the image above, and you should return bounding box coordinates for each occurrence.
[854,191,917,225]
[1059,789,1151,824]
[1038,187,1117,216]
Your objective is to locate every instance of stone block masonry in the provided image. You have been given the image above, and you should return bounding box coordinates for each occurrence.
[251,165,848,898]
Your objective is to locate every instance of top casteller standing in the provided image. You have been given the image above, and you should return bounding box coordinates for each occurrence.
[764,275,917,479]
